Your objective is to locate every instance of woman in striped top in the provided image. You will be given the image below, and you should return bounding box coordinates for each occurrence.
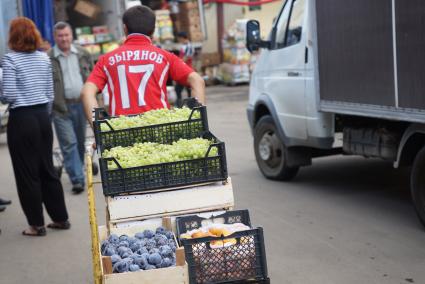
[1,17,70,236]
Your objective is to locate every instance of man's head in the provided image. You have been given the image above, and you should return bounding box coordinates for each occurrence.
[177,31,189,43]
[122,5,156,37]
[54,21,73,53]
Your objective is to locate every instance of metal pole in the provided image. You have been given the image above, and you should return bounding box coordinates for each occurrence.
[217,2,224,61]
[86,154,102,284]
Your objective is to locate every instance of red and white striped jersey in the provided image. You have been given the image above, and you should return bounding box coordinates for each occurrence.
[87,34,193,116]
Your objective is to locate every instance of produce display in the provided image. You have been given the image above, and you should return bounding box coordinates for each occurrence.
[154,10,174,43]
[101,227,177,273]
[100,107,200,132]
[219,19,251,84]
[102,138,218,169]
[180,223,250,248]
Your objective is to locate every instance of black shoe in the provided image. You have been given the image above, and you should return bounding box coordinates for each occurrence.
[72,184,84,194]
[0,205,6,212]
[0,198,11,206]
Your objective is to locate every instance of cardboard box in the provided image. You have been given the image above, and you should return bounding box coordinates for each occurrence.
[179,8,200,18]
[189,31,203,42]
[179,15,201,26]
[179,1,198,10]
[74,0,101,19]
[201,52,221,67]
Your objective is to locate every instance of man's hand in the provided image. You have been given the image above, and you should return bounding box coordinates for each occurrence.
[187,72,206,105]
[80,82,100,129]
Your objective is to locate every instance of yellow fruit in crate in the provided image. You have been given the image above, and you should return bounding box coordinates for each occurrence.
[224,238,237,245]
[192,231,209,238]
[208,227,222,236]
[180,233,191,239]
[209,227,233,237]
[221,229,232,237]
[211,240,224,247]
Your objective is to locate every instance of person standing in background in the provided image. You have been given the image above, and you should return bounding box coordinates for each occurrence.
[0,66,12,215]
[48,22,93,194]
[175,31,194,107]
[1,17,70,236]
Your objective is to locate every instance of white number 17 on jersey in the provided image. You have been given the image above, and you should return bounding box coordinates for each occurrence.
[117,64,154,108]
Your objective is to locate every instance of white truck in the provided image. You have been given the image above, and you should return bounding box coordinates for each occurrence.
[245,0,425,226]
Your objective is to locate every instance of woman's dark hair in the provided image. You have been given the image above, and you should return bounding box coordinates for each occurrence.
[122,5,156,36]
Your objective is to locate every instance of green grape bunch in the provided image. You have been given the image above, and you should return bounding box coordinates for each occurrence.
[102,138,219,169]
[100,107,201,132]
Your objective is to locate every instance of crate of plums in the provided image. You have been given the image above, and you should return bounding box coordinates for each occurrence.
[98,221,189,283]
[176,210,270,284]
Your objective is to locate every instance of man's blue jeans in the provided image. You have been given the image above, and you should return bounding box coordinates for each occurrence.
[53,103,86,187]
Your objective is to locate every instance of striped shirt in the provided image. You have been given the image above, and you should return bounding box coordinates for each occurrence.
[0,51,54,109]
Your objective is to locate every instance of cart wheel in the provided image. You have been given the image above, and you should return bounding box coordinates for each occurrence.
[92,162,99,176]
[54,166,63,179]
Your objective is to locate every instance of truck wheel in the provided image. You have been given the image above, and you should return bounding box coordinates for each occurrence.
[254,115,299,181]
[411,146,425,227]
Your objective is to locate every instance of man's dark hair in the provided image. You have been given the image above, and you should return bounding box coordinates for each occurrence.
[177,31,188,39]
[123,5,156,36]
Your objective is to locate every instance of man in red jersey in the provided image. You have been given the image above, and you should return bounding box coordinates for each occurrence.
[81,5,205,124]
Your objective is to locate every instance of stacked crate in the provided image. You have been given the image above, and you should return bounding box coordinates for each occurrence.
[178,0,204,42]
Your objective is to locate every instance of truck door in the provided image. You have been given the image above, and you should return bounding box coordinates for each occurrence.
[259,0,308,141]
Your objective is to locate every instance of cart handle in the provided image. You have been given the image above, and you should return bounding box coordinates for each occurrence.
[94,107,110,120]
[103,157,123,169]
[205,142,222,157]
[98,120,115,131]
[188,106,204,121]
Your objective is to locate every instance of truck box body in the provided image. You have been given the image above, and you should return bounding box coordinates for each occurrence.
[315,0,425,123]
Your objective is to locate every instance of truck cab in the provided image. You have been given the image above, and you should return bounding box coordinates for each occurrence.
[246,0,425,226]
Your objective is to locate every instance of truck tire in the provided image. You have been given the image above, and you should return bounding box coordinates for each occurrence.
[411,146,425,227]
[254,115,299,181]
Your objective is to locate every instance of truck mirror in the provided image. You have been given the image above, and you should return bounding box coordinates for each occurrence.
[246,20,270,52]
[246,20,261,52]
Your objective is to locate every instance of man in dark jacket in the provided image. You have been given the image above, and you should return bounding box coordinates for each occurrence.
[48,22,93,194]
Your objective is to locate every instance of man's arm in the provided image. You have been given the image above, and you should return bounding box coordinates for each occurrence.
[81,82,100,128]
[187,72,206,105]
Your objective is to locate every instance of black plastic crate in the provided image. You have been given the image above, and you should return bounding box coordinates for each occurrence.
[99,132,228,196]
[176,210,252,244]
[182,228,269,284]
[93,105,208,153]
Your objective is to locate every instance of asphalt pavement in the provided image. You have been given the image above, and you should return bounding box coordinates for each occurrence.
[0,85,424,284]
